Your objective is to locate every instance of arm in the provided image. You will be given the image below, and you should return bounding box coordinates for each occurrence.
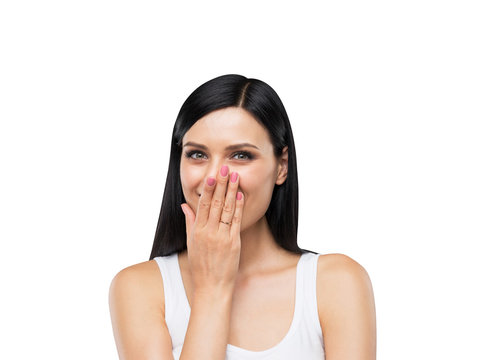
[178,166,244,360]
[109,261,174,360]
[179,288,234,360]
[108,261,234,360]
[317,254,376,360]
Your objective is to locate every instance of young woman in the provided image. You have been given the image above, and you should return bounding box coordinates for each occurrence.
[109,75,376,360]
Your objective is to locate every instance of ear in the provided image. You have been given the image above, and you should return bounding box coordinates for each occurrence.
[275,146,288,185]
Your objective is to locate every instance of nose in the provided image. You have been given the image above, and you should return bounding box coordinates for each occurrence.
[197,162,221,197]
[197,163,237,197]
[207,161,231,180]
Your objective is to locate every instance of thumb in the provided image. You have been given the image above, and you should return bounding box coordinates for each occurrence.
[180,203,195,241]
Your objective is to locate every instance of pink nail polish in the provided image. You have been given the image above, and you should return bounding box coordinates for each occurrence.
[236,192,243,200]
[230,172,238,183]
[207,177,216,186]
[220,165,229,177]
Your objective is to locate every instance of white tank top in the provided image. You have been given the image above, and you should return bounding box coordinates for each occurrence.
[154,252,325,360]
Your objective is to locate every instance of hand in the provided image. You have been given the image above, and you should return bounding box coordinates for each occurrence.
[180,165,244,296]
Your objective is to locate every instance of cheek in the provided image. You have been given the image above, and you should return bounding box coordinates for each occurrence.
[238,165,277,210]
[239,162,276,191]
[180,164,203,197]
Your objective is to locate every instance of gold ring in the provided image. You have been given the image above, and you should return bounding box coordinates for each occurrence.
[219,220,231,225]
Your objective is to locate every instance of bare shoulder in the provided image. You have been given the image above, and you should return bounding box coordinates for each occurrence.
[109,259,173,359]
[316,253,374,314]
[316,253,376,359]
[109,259,165,315]
[317,253,372,287]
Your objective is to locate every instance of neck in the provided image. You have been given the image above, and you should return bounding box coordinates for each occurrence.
[180,216,295,281]
[236,216,289,278]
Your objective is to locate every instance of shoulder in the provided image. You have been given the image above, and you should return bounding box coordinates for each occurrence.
[316,253,374,311]
[109,260,176,358]
[316,253,372,288]
[109,258,165,317]
[316,253,376,358]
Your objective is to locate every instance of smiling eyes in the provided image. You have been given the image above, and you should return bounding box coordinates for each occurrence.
[184,150,254,161]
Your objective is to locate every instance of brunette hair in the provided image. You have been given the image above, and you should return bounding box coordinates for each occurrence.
[149,74,316,259]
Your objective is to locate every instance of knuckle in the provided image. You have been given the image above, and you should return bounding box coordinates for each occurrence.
[191,230,205,244]
[199,201,211,210]
[222,201,233,213]
[202,187,213,195]
[212,198,224,209]
[228,179,238,189]
[205,231,221,245]
[196,228,206,238]
[217,176,228,185]
[232,213,241,224]
[205,230,215,241]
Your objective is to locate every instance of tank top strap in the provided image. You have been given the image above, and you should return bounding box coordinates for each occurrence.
[154,253,191,325]
[300,252,324,340]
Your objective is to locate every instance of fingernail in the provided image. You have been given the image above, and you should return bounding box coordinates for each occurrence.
[230,172,238,183]
[207,177,216,186]
[236,192,243,200]
[220,165,229,177]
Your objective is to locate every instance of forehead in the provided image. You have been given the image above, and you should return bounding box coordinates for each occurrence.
[182,107,273,150]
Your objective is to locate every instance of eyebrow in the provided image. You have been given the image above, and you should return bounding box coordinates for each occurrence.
[183,141,260,151]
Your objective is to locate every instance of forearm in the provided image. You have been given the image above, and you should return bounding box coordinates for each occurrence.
[179,289,233,360]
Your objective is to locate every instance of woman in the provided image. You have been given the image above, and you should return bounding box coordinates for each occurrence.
[109,74,376,360]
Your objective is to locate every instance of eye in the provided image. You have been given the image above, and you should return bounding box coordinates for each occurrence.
[185,150,207,160]
[232,151,253,160]
[184,150,254,161]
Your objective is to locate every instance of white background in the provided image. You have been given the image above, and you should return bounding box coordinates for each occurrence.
[1,0,476,358]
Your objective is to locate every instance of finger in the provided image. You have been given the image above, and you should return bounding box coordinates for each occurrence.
[180,203,195,244]
[218,171,239,232]
[229,191,244,237]
[208,165,229,226]
[195,176,216,228]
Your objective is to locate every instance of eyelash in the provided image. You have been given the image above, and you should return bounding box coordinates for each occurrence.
[184,150,254,161]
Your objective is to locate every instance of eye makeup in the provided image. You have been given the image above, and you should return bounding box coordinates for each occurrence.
[184,150,255,161]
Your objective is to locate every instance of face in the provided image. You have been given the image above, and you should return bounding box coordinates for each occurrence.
[180,107,288,232]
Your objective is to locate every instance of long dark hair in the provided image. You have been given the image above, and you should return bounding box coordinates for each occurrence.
[149,74,317,259]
